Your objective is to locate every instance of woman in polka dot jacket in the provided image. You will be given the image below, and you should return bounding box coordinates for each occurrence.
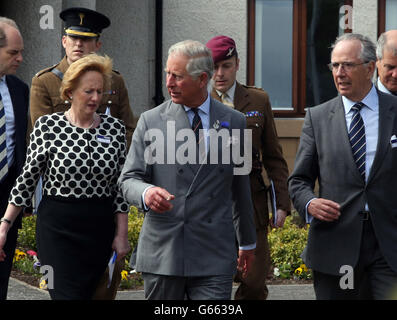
[0,54,131,300]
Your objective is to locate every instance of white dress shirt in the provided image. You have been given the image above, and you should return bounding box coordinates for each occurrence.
[377,77,393,95]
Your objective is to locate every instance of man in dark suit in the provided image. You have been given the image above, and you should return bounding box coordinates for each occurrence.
[289,33,397,299]
[206,35,291,300]
[0,17,29,300]
[119,40,256,300]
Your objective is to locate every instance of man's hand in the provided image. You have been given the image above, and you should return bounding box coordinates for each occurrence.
[308,198,340,222]
[145,187,175,213]
[270,209,288,228]
[237,249,255,278]
[0,230,7,262]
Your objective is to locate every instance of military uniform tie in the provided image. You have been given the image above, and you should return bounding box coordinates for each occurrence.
[348,102,366,180]
[221,92,234,108]
[0,92,8,182]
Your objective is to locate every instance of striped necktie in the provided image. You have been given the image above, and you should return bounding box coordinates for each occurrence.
[348,102,366,180]
[221,92,234,108]
[0,91,8,182]
[191,108,203,144]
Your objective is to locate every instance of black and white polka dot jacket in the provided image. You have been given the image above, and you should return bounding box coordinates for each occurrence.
[9,112,130,213]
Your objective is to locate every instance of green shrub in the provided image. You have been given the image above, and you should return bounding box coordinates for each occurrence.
[125,206,144,266]
[17,215,37,251]
[268,212,312,279]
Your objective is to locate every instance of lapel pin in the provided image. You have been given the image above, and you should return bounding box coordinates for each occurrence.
[213,120,220,130]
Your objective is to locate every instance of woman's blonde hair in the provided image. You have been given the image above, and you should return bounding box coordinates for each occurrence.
[60,54,113,101]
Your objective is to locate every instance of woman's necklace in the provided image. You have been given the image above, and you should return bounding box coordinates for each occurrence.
[66,110,96,129]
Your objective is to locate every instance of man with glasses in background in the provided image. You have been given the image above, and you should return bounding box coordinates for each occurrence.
[289,33,397,299]
[376,30,397,95]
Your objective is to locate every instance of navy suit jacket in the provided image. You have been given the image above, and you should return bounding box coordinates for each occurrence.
[0,75,29,226]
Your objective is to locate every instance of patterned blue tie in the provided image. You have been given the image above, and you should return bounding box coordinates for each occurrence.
[0,91,8,182]
[348,102,366,180]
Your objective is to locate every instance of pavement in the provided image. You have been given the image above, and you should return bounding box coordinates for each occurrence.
[7,277,315,300]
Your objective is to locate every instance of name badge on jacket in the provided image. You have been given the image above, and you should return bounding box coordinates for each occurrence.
[97,135,112,144]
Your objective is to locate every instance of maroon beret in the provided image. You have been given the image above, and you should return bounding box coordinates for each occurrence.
[206,35,237,64]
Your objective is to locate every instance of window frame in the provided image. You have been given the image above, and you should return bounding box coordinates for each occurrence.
[378,0,386,34]
[247,0,352,118]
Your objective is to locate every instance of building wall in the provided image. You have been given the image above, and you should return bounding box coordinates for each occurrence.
[1,0,155,117]
[96,0,156,115]
[162,0,248,91]
[353,0,378,43]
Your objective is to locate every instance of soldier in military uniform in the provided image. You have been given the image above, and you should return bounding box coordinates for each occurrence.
[29,7,135,300]
[206,36,291,300]
[30,7,135,147]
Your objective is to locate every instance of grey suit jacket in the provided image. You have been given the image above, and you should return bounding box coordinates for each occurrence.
[119,97,256,277]
[288,90,397,275]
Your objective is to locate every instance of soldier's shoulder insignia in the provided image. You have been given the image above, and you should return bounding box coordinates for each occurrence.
[243,84,265,92]
[35,63,59,77]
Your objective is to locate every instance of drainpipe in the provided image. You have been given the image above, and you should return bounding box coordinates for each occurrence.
[153,0,165,106]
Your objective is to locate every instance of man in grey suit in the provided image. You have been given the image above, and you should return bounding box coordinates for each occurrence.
[289,33,397,299]
[119,40,256,300]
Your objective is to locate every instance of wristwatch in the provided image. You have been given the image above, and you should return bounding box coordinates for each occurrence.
[0,217,12,226]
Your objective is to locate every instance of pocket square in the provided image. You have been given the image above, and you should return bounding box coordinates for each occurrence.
[391,134,397,148]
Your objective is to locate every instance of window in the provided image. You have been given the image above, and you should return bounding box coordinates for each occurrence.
[378,0,397,33]
[248,0,352,117]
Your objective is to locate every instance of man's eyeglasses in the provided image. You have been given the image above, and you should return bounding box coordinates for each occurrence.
[328,61,369,72]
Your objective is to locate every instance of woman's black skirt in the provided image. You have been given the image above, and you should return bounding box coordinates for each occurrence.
[36,195,115,300]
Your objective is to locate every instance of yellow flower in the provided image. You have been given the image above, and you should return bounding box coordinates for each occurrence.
[300,264,308,272]
[14,249,26,262]
[39,279,47,290]
[294,267,303,275]
[121,270,129,281]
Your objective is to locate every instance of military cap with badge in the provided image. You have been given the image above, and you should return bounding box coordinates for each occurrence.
[60,7,110,39]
